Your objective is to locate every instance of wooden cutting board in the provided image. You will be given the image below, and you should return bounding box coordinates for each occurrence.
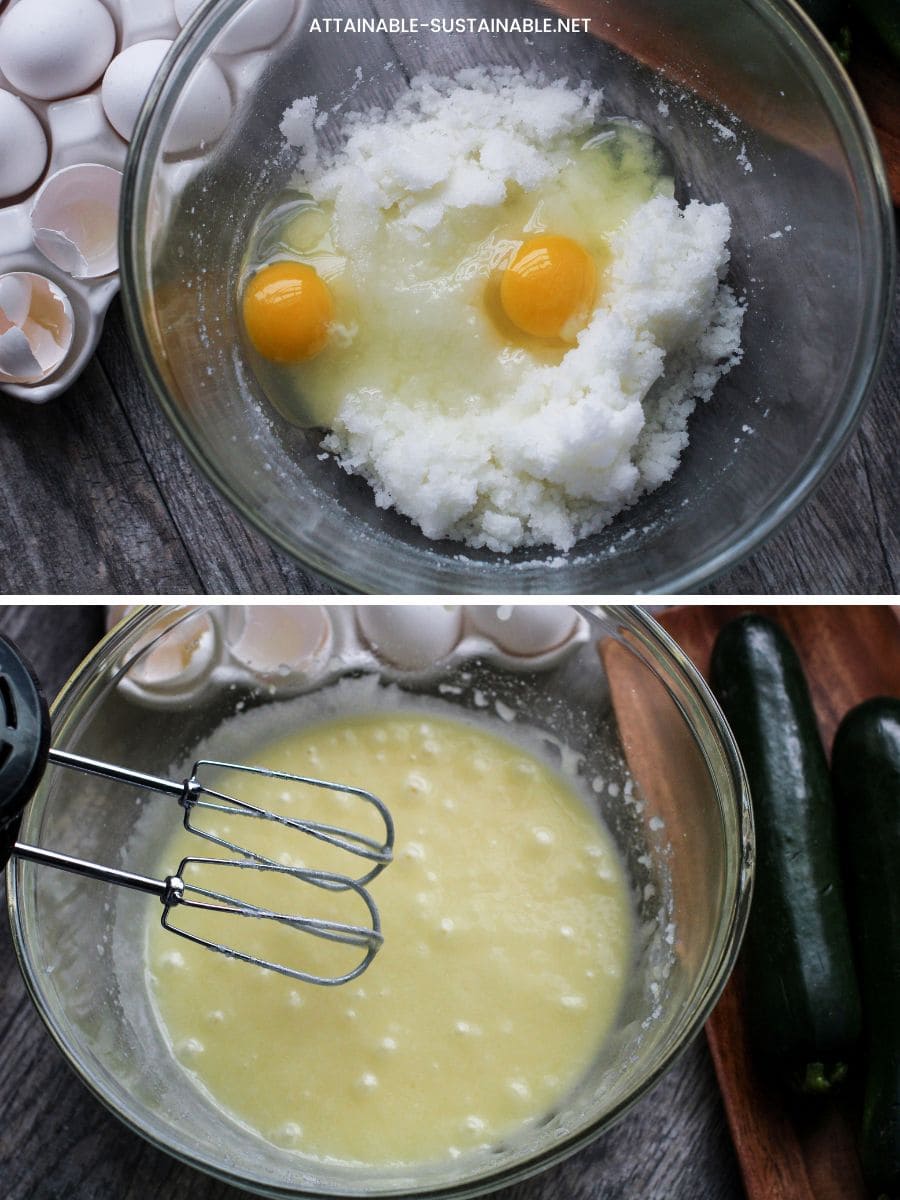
[656,605,900,1200]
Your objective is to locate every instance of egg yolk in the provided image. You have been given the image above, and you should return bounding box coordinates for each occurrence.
[242,261,334,362]
[499,235,598,343]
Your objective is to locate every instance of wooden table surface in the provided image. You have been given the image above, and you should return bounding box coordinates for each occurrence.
[0,604,745,1200]
[2,270,895,599]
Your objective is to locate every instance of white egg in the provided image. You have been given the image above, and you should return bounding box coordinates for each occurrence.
[166,58,231,154]
[173,0,203,24]
[102,40,173,142]
[0,272,73,384]
[357,607,462,670]
[0,0,116,101]
[226,606,333,682]
[176,0,295,54]
[0,90,47,200]
[216,0,295,54]
[470,607,578,656]
[31,164,122,279]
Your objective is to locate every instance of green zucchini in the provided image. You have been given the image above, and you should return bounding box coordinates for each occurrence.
[832,697,900,1200]
[710,614,862,1094]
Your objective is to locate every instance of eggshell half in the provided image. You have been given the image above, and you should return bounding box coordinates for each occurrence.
[118,610,221,709]
[225,606,333,683]
[0,0,116,101]
[31,164,122,278]
[0,272,73,383]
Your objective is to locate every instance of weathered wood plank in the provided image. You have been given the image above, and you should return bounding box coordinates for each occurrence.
[0,348,205,595]
[96,303,332,596]
[709,282,900,595]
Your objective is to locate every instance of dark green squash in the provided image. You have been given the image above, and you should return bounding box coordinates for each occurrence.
[710,613,862,1094]
[833,697,900,1200]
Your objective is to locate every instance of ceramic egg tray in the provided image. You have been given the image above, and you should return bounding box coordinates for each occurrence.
[0,0,300,403]
[0,0,182,401]
[111,606,592,712]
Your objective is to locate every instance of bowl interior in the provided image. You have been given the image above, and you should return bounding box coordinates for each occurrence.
[9,606,750,1197]
[122,0,892,593]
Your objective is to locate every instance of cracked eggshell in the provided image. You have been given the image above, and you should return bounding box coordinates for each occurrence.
[357,606,462,671]
[102,40,173,142]
[166,58,231,154]
[117,609,220,708]
[0,90,48,200]
[0,272,73,384]
[31,164,122,279]
[470,606,579,656]
[0,0,116,101]
[225,606,333,684]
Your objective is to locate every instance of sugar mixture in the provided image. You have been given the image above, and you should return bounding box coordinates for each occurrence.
[241,68,744,552]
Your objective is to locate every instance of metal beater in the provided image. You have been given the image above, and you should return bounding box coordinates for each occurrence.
[0,635,394,986]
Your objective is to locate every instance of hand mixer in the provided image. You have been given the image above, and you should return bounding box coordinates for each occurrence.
[0,635,394,986]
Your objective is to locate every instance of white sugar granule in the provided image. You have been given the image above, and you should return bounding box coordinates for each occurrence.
[280,96,319,172]
[280,69,745,553]
[324,196,743,552]
[301,68,601,252]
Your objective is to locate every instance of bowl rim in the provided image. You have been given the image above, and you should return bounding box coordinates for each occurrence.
[7,603,753,1198]
[118,0,895,595]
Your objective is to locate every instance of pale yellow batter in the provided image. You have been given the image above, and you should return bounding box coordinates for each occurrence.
[146,711,633,1165]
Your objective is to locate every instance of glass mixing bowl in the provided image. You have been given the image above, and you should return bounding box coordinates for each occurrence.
[120,0,893,594]
[8,605,751,1198]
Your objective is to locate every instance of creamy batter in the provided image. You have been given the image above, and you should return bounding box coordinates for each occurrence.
[146,711,633,1165]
